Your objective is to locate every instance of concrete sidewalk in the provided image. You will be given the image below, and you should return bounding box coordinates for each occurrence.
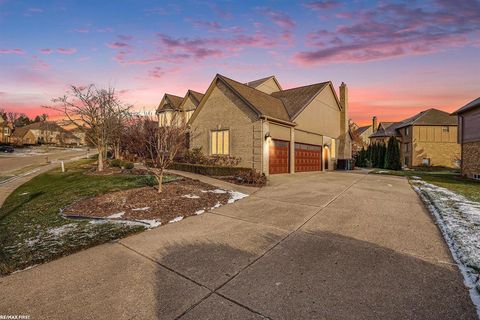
[0,171,476,319]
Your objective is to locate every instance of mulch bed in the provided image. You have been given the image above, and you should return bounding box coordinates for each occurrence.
[62,178,230,225]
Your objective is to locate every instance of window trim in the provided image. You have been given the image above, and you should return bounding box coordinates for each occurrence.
[210,129,230,155]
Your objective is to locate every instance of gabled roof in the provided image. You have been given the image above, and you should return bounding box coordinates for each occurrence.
[396,108,457,128]
[189,90,204,104]
[356,125,372,135]
[245,75,282,91]
[21,121,66,132]
[271,82,329,119]
[157,93,184,113]
[369,122,401,138]
[451,97,480,115]
[218,74,291,122]
[11,126,29,138]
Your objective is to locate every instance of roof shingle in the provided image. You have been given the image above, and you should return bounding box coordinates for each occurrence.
[218,74,291,122]
[271,82,329,118]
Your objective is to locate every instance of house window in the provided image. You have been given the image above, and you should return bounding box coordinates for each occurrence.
[442,126,449,133]
[422,158,431,166]
[404,143,410,153]
[211,130,229,155]
[473,174,480,181]
[405,127,409,135]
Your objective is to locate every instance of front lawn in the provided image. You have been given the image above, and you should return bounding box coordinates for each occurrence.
[371,168,480,202]
[0,160,165,276]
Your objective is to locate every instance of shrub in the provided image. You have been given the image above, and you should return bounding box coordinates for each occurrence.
[123,161,134,170]
[182,147,241,167]
[169,162,251,176]
[110,159,123,168]
[234,170,266,186]
[384,136,402,170]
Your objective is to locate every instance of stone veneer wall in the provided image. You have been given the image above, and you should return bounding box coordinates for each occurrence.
[462,141,480,178]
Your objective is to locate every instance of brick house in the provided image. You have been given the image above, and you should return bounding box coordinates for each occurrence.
[10,121,82,146]
[0,117,13,143]
[369,109,460,168]
[156,90,204,126]
[451,97,480,179]
[188,74,351,175]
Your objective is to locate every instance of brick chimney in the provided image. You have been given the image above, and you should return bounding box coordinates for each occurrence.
[372,116,378,133]
[339,82,348,134]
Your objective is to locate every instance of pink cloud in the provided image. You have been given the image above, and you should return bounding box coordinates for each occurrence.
[57,48,77,55]
[40,48,52,54]
[294,1,480,64]
[32,59,50,71]
[0,48,24,54]
[107,42,131,49]
[304,1,340,10]
[268,11,296,29]
[73,28,90,33]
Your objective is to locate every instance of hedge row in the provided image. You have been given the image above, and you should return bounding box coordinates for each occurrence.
[168,162,251,176]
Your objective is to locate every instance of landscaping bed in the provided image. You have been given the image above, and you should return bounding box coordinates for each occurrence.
[62,178,234,226]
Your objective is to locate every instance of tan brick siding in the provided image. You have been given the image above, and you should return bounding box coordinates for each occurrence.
[190,81,263,171]
[411,125,460,167]
[411,141,460,167]
[462,142,480,177]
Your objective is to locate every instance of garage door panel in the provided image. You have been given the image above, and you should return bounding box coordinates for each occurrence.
[295,143,321,172]
[269,140,289,174]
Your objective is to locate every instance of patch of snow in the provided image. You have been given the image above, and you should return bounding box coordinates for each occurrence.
[25,237,40,247]
[211,202,221,210]
[209,189,227,194]
[377,170,390,173]
[411,179,480,316]
[132,207,150,211]
[107,211,125,219]
[47,223,77,237]
[411,176,422,180]
[89,219,108,225]
[228,191,249,204]
[195,209,205,215]
[137,219,161,228]
[182,194,200,199]
[169,216,184,223]
[19,192,29,196]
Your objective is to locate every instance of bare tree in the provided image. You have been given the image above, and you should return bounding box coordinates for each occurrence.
[46,85,132,172]
[124,112,189,192]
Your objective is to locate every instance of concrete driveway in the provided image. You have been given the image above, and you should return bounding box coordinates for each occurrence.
[0,171,477,319]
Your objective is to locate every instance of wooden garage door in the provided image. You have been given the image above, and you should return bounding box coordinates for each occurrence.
[295,143,322,172]
[269,139,289,174]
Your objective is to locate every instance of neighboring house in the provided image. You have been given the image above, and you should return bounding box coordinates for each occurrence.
[369,108,460,168]
[156,90,204,126]
[451,97,480,179]
[0,117,13,143]
[10,121,81,146]
[188,74,351,175]
[369,121,402,144]
[355,124,373,146]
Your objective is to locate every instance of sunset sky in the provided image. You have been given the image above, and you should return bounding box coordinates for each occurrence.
[0,0,479,125]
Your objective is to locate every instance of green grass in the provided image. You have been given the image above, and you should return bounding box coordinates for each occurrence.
[371,168,480,202]
[0,160,172,276]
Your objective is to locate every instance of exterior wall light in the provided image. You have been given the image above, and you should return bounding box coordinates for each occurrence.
[265,132,271,140]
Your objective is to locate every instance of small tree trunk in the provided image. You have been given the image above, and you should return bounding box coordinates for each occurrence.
[97,146,104,172]
[156,170,164,193]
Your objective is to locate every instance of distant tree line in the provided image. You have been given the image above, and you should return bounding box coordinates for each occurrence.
[355,136,402,170]
[0,108,49,127]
